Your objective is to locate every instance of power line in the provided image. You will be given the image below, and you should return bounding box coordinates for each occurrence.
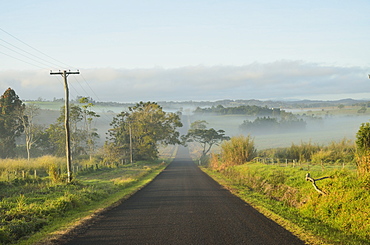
[0,38,61,68]
[0,27,74,69]
[0,50,45,69]
[0,27,116,125]
[0,42,53,69]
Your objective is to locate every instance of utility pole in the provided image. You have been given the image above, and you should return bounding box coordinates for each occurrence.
[129,121,133,164]
[50,70,80,183]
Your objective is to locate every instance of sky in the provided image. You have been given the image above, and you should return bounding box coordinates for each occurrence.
[0,0,369,103]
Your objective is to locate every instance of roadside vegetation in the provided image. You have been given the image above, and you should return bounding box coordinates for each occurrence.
[0,158,170,244]
[0,88,181,244]
[198,135,370,244]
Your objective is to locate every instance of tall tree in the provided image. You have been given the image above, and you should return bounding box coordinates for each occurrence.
[46,104,86,157]
[18,103,43,160]
[108,102,183,161]
[79,97,100,160]
[0,88,25,158]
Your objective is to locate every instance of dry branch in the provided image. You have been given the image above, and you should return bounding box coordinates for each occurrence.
[305,173,331,195]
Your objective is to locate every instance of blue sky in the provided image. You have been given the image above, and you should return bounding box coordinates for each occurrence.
[0,0,369,102]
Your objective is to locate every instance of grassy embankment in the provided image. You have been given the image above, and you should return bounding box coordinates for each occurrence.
[202,161,369,245]
[0,146,176,245]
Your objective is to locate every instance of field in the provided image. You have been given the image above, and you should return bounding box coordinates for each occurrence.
[190,105,370,150]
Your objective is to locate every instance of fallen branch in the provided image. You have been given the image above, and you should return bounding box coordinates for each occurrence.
[305,173,331,195]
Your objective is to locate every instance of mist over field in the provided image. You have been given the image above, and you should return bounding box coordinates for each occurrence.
[30,100,370,151]
[188,113,365,150]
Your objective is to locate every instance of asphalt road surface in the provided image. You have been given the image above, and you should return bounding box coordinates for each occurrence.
[64,146,304,245]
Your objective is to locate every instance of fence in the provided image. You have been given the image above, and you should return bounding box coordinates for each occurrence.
[253,157,356,171]
[0,161,129,182]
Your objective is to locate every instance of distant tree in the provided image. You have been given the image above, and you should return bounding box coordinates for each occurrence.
[182,120,230,158]
[0,88,25,158]
[79,97,100,160]
[18,103,44,160]
[357,106,367,113]
[108,102,183,161]
[47,104,86,157]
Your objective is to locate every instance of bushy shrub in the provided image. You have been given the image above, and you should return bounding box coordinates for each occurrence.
[210,135,256,170]
[356,123,370,175]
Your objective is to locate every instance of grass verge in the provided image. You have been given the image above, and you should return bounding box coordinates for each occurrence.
[201,165,370,245]
[1,160,169,245]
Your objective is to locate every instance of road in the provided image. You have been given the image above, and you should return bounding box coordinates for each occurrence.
[64,146,304,245]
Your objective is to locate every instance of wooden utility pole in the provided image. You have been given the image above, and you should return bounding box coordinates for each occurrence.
[50,70,80,183]
[129,121,133,164]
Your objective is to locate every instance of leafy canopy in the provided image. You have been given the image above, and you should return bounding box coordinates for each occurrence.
[0,88,25,158]
[108,101,183,161]
[182,120,230,156]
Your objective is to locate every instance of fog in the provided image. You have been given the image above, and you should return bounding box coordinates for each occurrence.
[31,102,369,151]
[187,113,368,150]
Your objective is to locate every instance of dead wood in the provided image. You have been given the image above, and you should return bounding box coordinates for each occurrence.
[305,173,331,195]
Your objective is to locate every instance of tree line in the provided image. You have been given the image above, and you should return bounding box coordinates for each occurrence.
[0,88,229,167]
[0,88,186,163]
[194,104,277,116]
[2,87,370,177]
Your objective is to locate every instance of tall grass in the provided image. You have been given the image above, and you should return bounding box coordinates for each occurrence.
[210,135,256,171]
[0,156,66,182]
[259,139,355,165]
[209,140,370,244]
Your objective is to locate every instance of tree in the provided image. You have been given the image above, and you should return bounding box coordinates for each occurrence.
[182,120,230,157]
[46,104,86,157]
[108,102,183,161]
[107,111,131,162]
[0,88,25,158]
[18,103,44,160]
[79,97,100,160]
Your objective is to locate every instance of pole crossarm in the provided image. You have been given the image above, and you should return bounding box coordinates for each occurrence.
[50,70,80,76]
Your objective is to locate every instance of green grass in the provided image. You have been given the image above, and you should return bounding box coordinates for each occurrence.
[0,160,169,245]
[202,163,370,245]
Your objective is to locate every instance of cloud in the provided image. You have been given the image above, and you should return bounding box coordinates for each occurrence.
[0,61,369,102]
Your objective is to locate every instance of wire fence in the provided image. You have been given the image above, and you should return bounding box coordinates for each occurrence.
[253,157,357,171]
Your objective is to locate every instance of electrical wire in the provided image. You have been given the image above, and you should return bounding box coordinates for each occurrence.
[0,27,119,125]
[0,38,61,68]
[0,27,73,69]
[0,50,46,69]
